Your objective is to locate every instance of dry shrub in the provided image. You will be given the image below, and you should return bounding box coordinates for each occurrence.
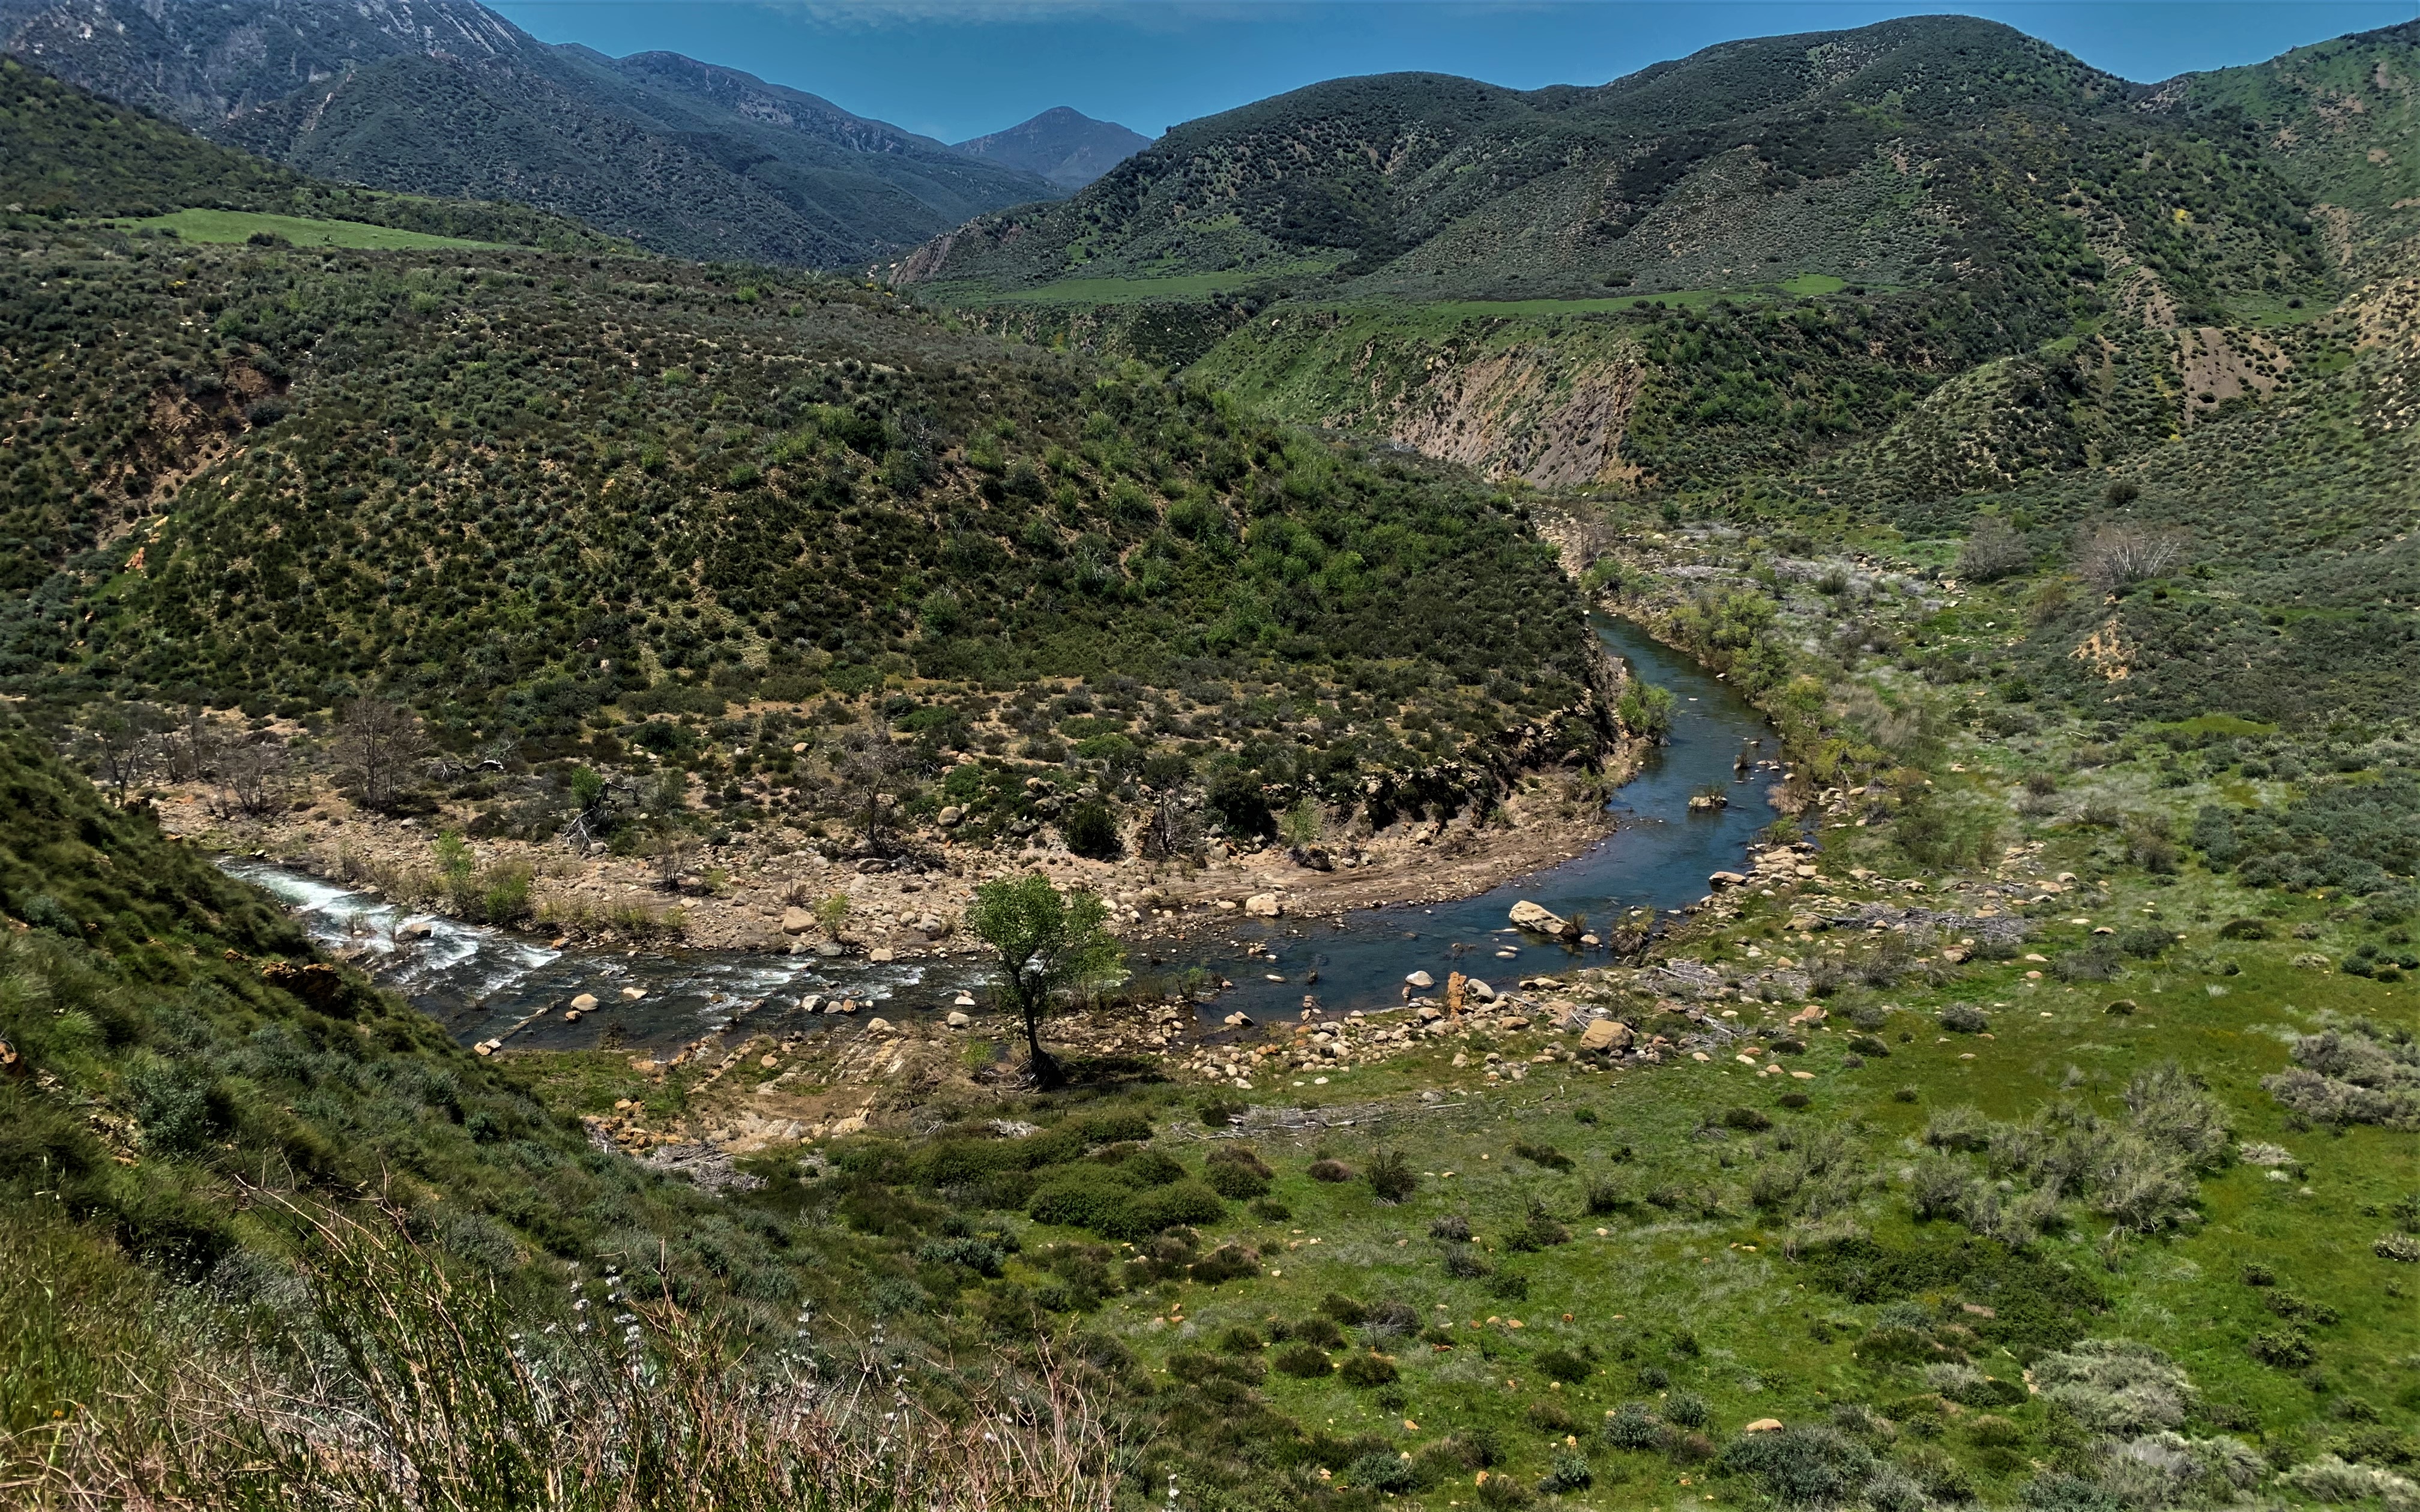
[8,1203,1117,1511]
[2263,1027,2420,1129]
[2032,1339,2195,1433]
[2076,523,2191,591]
[1954,517,2032,582]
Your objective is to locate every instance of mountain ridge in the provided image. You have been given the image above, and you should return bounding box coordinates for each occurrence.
[890,15,2341,306]
[0,0,1066,265]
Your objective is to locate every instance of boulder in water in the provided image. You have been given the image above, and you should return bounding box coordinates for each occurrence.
[1508,900,1575,939]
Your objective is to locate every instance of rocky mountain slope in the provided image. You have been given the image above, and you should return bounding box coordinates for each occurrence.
[0,0,1063,265]
[953,105,1150,191]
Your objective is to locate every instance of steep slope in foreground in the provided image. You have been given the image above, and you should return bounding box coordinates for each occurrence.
[0,714,1135,1505]
[0,0,1063,265]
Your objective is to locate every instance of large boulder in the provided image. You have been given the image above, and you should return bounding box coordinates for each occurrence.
[1245,892,1284,917]
[1509,900,1576,939]
[1580,1018,1633,1053]
[781,906,816,935]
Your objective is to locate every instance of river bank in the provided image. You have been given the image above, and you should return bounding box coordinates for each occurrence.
[164,753,1628,961]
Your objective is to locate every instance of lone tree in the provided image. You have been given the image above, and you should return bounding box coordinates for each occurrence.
[836,719,917,854]
[965,873,1123,1090]
[334,697,427,812]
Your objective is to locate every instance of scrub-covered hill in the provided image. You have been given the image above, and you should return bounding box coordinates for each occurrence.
[896,15,2328,319]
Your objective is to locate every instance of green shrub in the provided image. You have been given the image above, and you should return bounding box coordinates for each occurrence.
[1512,1140,1573,1170]
[1190,1245,1258,1285]
[1717,1426,1875,1508]
[1539,1448,1593,1493]
[1536,1347,1593,1384]
[1339,1352,1398,1388]
[2247,1330,2316,1370]
[1202,1160,1269,1200]
[1273,1343,1331,1379]
[1058,800,1121,860]
[1365,1148,1418,1203]
[1345,1451,1417,1492]
[1605,1402,1662,1450]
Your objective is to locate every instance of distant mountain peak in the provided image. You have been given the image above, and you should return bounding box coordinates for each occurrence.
[953,106,1150,191]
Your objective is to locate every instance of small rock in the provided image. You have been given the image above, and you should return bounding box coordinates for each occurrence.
[938,805,965,827]
[954,992,977,1008]
[1244,892,1283,917]
[399,919,436,941]
[570,993,600,1011]
[781,907,816,935]
[946,1011,972,1029]
[1405,971,1435,989]
[815,941,844,958]
[869,947,896,963]
[866,1017,895,1035]
[1708,870,1749,887]
[1743,1418,1784,1434]
[621,987,644,1001]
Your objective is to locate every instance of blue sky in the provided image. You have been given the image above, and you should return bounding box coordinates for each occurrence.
[490,2,2420,143]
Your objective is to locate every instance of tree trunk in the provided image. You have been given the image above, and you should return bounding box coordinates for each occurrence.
[1019,989,1065,1091]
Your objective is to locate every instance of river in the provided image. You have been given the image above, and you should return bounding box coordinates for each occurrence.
[224,616,1778,1052]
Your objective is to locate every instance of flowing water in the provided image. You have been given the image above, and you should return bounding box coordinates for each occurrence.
[225,616,1778,1052]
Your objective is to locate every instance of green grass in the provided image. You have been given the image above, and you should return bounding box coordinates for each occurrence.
[1779,273,1850,297]
[747,789,2418,1508]
[930,260,1344,306]
[111,208,504,250]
